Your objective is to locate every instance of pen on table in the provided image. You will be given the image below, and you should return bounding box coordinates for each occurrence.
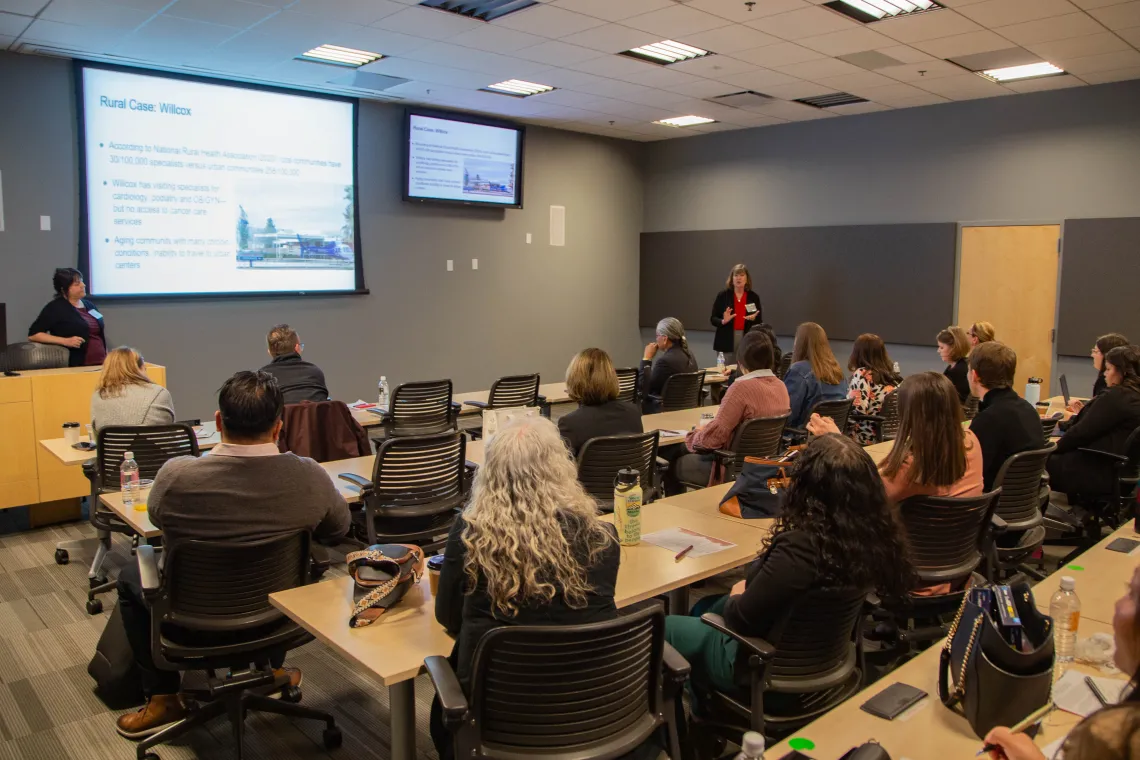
[674,545,694,562]
[1086,676,1110,707]
[977,702,1054,756]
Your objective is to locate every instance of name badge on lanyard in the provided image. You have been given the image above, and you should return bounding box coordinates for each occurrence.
[745,303,757,314]
[87,309,103,321]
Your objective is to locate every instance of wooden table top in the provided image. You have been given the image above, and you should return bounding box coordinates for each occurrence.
[40,422,220,466]
[99,489,161,538]
[1033,523,1140,624]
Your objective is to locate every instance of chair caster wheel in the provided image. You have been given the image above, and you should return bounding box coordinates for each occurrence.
[86,599,103,615]
[89,575,108,589]
[281,685,302,703]
[323,727,343,749]
[55,549,69,565]
[143,752,161,760]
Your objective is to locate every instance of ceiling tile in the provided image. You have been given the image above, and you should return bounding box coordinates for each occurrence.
[826,100,893,115]
[814,69,897,91]
[687,0,813,23]
[1054,47,1140,72]
[734,40,826,66]
[623,5,731,37]
[163,0,278,28]
[448,23,546,53]
[567,53,660,77]
[748,79,831,98]
[1071,0,1132,8]
[334,25,436,56]
[680,24,782,53]
[1118,25,1140,45]
[558,23,655,52]
[0,34,13,48]
[1088,2,1140,29]
[937,0,991,5]
[1027,32,1132,59]
[533,87,615,108]
[665,54,759,77]
[876,59,975,81]
[776,56,864,80]
[529,67,606,88]
[40,0,151,31]
[798,26,895,55]
[549,0,672,22]
[665,77,742,97]
[359,56,492,87]
[855,81,935,104]
[211,31,300,69]
[757,98,838,118]
[994,12,1107,45]
[913,72,1011,97]
[747,6,860,39]
[0,0,49,15]
[493,5,607,37]
[620,86,694,107]
[0,10,30,36]
[376,5,482,40]
[512,39,603,65]
[876,44,938,63]
[873,10,985,43]
[1004,73,1086,91]
[21,17,129,49]
[1078,64,1140,82]
[913,30,1017,58]
[885,91,951,106]
[245,11,360,46]
[287,0,404,25]
[717,67,803,88]
[613,65,705,88]
[955,0,1082,28]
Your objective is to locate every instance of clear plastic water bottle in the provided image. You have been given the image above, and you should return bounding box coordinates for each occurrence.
[378,376,390,408]
[735,731,765,759]
[893,361,901,375]
[717,352,726,374]
[1050,576,1080,663]
[120,451,140,508]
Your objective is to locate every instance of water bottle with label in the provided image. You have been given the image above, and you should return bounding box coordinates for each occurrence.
[613,469,642,546]
[717,352,726,374]
[378,376,390,408]
[1049,576,1080,663]
[120,451,140,508]
[734,731,765,760]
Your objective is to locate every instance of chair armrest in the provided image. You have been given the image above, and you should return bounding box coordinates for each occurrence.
[137,544,161,592]
[1077,447,1129,463]
[464,400,490,409]
[662,642,691,684]
[700,613,775,660]
[712,450,737,470]
[176,418,201,427]
[535,395,547,405]
[991,514,1009,534]
[647,394,662,404]
[848,413,883,423]
[338,473,374,497]
[424,655,469,725]
[450,402,461,413]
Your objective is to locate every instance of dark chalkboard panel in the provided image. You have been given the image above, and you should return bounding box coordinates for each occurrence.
[640,223,957,345]
[1057,217,1140,357]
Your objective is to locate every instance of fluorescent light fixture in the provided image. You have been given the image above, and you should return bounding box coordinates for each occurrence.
[654,115,716,127]
[484,79,555,97]
[623,40,711,65]
[825,0,941,22]
[979,62,1065,82]
[298,44,382,68]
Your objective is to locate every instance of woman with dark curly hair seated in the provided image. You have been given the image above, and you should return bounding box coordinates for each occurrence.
[664,433,914,702]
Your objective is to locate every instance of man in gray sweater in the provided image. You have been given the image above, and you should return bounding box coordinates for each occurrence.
[115,371,351,740]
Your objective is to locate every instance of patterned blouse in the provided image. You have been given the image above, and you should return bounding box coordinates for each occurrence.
[847,367,896,445]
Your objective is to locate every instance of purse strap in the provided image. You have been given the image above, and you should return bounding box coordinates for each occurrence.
[939,593,984,708]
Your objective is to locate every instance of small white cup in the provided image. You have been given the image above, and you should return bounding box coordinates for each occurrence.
[63,422,80,446]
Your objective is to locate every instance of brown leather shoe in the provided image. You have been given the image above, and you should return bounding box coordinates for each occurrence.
[116,694,188,740]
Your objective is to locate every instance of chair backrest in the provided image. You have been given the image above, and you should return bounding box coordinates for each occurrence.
[488,374,540,409]
[1121,426,1140,486]
[155,532,309,638]
[96,424,200,490]
[387,379,456,436]
[811,398,854,433]
[614,367,640,405]
[992,445,1055,529]
[466,604,666,758]
[776,353,792,380]
[2,341,69,371]
[878,390,901,441]
[963,395,980,420]
[576,431,660,503]
[766,587,866,685]
[725,415,788,478]
[896,490,1001,585]
[370,431,467,517]
[1039,415,1060,438]
[658,370,706,412]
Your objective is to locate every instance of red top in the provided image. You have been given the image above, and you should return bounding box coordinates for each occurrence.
[733,292,747,331]
[77,307,107,366]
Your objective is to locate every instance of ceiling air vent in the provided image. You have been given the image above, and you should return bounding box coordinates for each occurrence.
[795,92,868,108]
[707,91,774,109]
[419,0,539,22]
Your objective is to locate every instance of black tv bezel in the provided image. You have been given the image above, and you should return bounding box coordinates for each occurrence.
[74,61,368,300]
[402,107,525,210]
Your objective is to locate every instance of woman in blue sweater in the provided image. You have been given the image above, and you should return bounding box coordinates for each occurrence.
[784,322,846,427]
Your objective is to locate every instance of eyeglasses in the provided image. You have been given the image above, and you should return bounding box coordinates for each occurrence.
[299,343,305,351]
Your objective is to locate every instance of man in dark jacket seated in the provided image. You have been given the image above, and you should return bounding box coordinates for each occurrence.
[967,341,1046,492]
[258,324,329,404]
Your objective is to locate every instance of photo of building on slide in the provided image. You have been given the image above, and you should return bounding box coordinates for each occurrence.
[235,181,355,270]
[462,159,515,198]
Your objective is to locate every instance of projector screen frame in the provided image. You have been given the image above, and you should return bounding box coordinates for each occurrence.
[74,61,368,300]
[402,107,526,210]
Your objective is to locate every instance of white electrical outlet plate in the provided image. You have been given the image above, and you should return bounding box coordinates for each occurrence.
[447,259,453,272]
[526,233,532,244]
[40,215,51,231]
[472,258,478,270]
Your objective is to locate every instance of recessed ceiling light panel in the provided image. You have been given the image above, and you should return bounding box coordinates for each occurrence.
[978,62,1065,82]
[483,79,555,97]
[654,115,716,127]
[298,45,383,68]
[824,0,942,23]
[622,40,711,66]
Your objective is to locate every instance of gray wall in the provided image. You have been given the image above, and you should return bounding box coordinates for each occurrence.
[0,52,645,418]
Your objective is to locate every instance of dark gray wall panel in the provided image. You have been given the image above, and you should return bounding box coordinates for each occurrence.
[640,223,956,345]
[1057,217,1140,357]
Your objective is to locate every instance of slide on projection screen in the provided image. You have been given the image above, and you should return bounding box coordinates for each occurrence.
[78,65,363,297]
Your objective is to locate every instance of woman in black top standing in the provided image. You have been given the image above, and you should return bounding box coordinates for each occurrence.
[28,268,109,367]
[937,325,971,403]
[710,263,762,366]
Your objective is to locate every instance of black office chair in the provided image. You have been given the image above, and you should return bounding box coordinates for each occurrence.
[133,532,340,760]
[1040,414,1063,438]
[54,424,200,615]
[964,395,980,420]
[849,390,900,444]
[0,341,69,370]
[426,604,689,760]
[679,414,789,490]
[370,378,459,440]
[775,353,792,380]
[785,398,853,442]
[577,431,662,510]
[693,587,868,748]
[648,370,706,412]
[1064,425,1140,551]
[465,373,545,439]
[340,430,469,553]
[615,367,641,405]
[985,445,1055,582]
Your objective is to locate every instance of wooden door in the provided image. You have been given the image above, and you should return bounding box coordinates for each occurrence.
[958,225,1060,396]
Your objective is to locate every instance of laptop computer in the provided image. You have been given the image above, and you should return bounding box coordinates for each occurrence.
[1059,374,1070,407]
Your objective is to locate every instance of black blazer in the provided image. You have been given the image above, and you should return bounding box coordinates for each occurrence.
[259,353,329,405]
[28,297,108,367]
[944,358,970,403]
[557,399,643,456]
[709,289,762,353]
[969,387,1047,491]
[1055,385,1140,457]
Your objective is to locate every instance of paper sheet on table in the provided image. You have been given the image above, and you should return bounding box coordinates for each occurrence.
[1041,735,1068,760]
[656,429,689,437]
[641,527,735,558]
[1053,669,1127,717]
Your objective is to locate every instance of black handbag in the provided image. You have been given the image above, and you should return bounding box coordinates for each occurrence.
[88,602,145,709]
[718,456,790,519]
[938,582,1055,738]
